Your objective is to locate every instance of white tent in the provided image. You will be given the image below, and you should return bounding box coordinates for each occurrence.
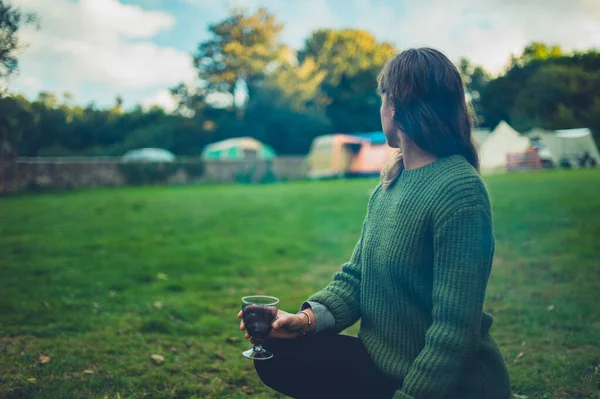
[472,128,492,150]
[534,128,600,167]
[479,121,531,171]
[122,148,175,162]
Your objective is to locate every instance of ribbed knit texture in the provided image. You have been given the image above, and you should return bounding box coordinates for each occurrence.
[309,155,511,399]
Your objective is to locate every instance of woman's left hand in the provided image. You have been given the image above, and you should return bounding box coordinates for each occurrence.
[270,309,306,339]
[237,309,307,341]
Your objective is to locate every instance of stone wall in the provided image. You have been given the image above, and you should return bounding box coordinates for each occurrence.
[0,156,307,193]
[202,157,306,183]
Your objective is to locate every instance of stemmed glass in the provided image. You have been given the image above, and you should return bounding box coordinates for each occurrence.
[241,295,279,360]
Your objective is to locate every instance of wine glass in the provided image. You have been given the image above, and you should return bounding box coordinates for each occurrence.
[241,295,279,360]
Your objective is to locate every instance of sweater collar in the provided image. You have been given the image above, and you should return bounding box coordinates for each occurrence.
[400,154,467,182]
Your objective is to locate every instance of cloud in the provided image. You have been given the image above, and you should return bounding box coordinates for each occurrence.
[352,0,600,73]
[182,0,265,14]
[2,74,43,98]
[181,0,341,48]
[8,0,196,105]
[141,89,178,112]
[279,0,342,48]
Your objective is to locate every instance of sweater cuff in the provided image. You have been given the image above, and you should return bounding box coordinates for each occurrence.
[308,292,355,330]
[392,390,414,399]
[301,301,336,333]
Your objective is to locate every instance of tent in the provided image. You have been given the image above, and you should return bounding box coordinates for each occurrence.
[306,132,394,178]
[201,137,276,161]
[122,148,175,162]
[472,128,492,150]
[479,121,531,171]
[528,128,600,167]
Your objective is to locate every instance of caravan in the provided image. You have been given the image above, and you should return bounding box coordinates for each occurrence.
[306,133,394,178]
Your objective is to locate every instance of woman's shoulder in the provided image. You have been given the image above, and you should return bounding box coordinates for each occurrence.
[429,156,491,215]
[366,182,384,210]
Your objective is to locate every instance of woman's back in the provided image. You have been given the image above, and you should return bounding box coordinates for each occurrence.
[311,154,510,399]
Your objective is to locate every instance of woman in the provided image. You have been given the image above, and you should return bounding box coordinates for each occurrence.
[238,47,511,399]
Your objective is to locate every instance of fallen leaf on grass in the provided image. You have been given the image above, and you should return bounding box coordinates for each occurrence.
[153,301,164,309]
[226,337,240,344]
[27,378,36,383]
[83,369,94,375]
[513,352,524,363]
[242,385,252,392]
[546,305,555,311]
[39,355,51,364]
[197,374,209,381]
[151,354,164,365]
[215,353,226,361]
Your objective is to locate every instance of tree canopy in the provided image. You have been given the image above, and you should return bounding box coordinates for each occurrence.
[478,49,600,134]
[193,8,285,110]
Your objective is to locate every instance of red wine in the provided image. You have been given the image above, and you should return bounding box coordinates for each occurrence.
[243,304,276,340]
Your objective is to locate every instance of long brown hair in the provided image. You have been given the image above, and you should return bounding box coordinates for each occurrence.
[378,48,479,189]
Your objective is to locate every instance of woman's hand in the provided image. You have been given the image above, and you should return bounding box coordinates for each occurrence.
[238,309,313,341]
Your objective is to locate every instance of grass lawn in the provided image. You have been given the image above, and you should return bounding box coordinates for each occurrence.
[1,169,599,399]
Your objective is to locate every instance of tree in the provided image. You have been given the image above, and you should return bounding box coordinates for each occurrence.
[0,1,38,156]
[520,42,563,63]
[458,58,491,124]
[509,63,600,133]
[262,56,327,111]
[0,93,35,157]
[244,56,330,154]
[192,8,285,112]
[185,9,337,154]
[298,29,395,133]
[0,0,38,80]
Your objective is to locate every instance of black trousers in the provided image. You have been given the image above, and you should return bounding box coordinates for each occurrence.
[254,334,399,399]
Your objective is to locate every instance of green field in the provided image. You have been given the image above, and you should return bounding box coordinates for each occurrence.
[1,170,600,399]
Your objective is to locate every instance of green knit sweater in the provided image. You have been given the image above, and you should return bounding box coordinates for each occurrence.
[309,155,511,399]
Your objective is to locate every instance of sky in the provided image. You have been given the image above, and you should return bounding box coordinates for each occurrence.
[7,0,600,111]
